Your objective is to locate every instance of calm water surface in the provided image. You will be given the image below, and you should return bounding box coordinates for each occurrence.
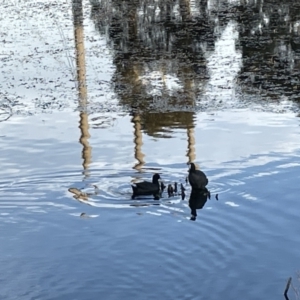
[1,0,300,299]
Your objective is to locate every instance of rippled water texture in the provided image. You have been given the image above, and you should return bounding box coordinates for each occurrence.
[1,111,300,300]
[1,0,300,299]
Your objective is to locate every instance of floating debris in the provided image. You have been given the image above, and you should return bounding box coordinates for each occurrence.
[68,188,89,201]
[68,185,100,201]
[80,212,88,218]
[79,213,99,218]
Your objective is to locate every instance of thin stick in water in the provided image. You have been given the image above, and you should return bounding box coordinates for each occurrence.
[284,277,292,300]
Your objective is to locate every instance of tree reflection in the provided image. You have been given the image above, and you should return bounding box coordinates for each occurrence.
[234,0,300,102]
[91,0,300,106]
[90,0,300,168]
[72,0,92,178]
[131,112,145,171]
[91,0,215,165]
[91,0,214,107]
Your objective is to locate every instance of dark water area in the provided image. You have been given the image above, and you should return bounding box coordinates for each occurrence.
[1,0,300,299]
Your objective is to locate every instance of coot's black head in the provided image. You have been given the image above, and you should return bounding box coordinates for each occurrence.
[152,173,161,183]
[189,162,196,172]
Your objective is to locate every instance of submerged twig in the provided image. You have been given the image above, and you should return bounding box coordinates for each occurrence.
[284,277,292,300]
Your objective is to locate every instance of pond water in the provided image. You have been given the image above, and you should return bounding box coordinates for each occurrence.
[1,0,300,299]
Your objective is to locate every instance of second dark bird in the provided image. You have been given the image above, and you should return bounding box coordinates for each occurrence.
[188,162,208,189]
[188,163,210,221]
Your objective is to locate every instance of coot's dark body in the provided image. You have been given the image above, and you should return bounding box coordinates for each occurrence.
[188,163,210,220]
[188,163,208,189]
[131,173,162,200]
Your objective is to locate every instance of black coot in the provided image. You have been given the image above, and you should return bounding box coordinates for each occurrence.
[188,163,209,220]
[131,173,162,200]
[188,163,208,189]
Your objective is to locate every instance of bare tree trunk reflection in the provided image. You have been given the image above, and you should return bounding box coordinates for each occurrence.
[72,0,92,178]
[79,113,91,173]
[132,113,145,171]
[91,0,204,166]
[187,127,196,163]
[179,0,192,22]
[73,0,87,103]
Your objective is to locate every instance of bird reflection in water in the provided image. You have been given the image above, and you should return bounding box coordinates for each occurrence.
[167,184,174,197]
[188,162,210,221]
[180,183,186,200]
